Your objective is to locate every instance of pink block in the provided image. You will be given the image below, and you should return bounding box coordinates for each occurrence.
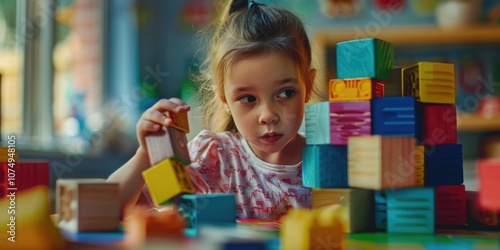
[479,159,500,210]
[330,101,371,145]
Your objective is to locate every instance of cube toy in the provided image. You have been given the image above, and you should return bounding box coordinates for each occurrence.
[0,161,49,198]
[387,187,435,234]
[142,158,194,206]
[478,159,500,210]
[372,97,416,136]
[56,179,120,232]
[311,188,373,233]
[0,186,66,250]
[425,144,463,186]
[176,193,236,237]
[416,103,457,146]
[302,145,348,188]
[146,125,190,165]
[281,205,343,250]
[466,191,499,229]
[164,111,190,133]
[414,146,425,186]
[435,185,466,226]
[336,38,394,81]
[348,136,416,190]
[402,62,455,104]
[328,78,384,102]
[374,191,387,230]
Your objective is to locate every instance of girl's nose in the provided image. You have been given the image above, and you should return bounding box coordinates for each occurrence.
[258,104,279,125]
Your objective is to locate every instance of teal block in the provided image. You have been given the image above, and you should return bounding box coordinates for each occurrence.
[337,38,394,81]
[305,102,330,144]
[387,187,434,234]
[302,145,348,188]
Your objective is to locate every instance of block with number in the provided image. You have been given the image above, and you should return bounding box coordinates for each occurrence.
[328,78,384,102]
[302,145,347,188]
[146,125,190,165]
[478,159,500,210]
[56,179,120,232]
[417,104,457,146]
[435,185,466,226]
[142,158,194,206]
[387,187,435,234]
[164,111,190,133]
[311,188,373,233]
[348,136,416,190]
[425,144,463,186]
[402,62,455,104]
[372,97,416,136]
[336,38,394,81]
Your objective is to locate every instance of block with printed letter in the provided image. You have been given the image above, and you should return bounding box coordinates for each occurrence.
[146,125,190,165]
[0,186,66,250]
[328,78,384,102]
[302,145,347,188]
[425,144,463,186]
[402,62,455,104]
[164,111,190,133]
[56,178,120,232]
[336,38,394,81]
[435,185,466,226]
[414,145,425,186]
[176,193,236,237]
[478,159,500,210]
[387,187,435,234]
[416,103,457,146]
[142,158,194,206]
[372,97,416,136]
[348,136,416,190]
[281,205,343,250]
[311,188,373,233]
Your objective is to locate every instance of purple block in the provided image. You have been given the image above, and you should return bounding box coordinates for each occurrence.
[330,101,371,145]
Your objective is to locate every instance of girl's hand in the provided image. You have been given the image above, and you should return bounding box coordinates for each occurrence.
[136,98,191,154]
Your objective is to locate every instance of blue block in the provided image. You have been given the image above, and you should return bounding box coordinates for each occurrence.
[425,144,464,186]
[375,191,387,230]
[302,145,348,188]
[176,193,236,237]
[336,38,394,81]
[305,102,330,144]
[387,188,435,234]
[372,97,416,136]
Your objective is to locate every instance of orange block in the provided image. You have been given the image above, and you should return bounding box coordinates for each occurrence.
[478,159,500,210]
[329,78,384,102]
[165,111,190,133]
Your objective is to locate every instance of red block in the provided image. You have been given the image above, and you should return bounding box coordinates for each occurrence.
[420,104,457,146]
[479,159,500,210]
[435,185,466,226]
[0,161,49,198]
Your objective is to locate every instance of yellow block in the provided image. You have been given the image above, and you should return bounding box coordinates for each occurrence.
[0,147,18,163]
[165,111,190,133]
[142,158,194,206]
[414,145,425,186]
[329,78,384,102]
[0,186,66,250]
[402,62,455,104]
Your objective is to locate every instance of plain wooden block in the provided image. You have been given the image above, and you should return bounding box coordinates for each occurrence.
[302,145,347,188]
[281,205,343,250]
[336,38,394,81]
[56,179,120,232]
[417,103,457,146]
[142,158,194,207]
[311,188,373,233]
[164,111,190,133]
[372,97,416,136]
[435,185,466,226]
[348,136,416,190]
[402,62,455,104]
[330,101,371,145]
[146,125,190,165]
[328,78,384,102]
[387,187,435,234]
[478,159,500,210]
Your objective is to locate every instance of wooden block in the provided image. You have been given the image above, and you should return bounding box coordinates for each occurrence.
[0,161,49,198]
[374,191,387,230]
[425,144,463,186]
[478,159,500,210]
[176,193,236,237]
[387,187,435,234]
[336,38,394,81]
[142,158,194,206]
[146,125,190,165]
[466,191,499,229]
[402,62,455,104]
[302,145,347,188]
[414,145,425,186]
[305,102,331,144]
[0,186,66,250]
[328,78,384,102]
[417,103,457,146]
[311,188,373,233]
[330,101,371,145]
[435,185,466,226]
[56,179,120,232]
[164,111,190,133]
[281,205,343,250]
[372,97,416,136]
[348,136,416,190]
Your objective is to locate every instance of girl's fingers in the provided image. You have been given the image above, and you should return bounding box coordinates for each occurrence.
[152,98,191,113]
[142,109,171,126]
[138,120,164,133]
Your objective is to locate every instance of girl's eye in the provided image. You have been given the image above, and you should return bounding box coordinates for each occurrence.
[238,96,256,103]
[278,89,296,98]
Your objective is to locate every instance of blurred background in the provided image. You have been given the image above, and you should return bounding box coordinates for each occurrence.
[0,0,499,183]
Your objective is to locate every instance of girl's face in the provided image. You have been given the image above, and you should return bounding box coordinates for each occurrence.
[224,53,308,162]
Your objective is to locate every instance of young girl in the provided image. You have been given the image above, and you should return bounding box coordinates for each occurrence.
[107,0,321,220]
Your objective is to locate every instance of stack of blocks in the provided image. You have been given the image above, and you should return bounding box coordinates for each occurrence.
[299,37,466,239]
[142,112,236,237]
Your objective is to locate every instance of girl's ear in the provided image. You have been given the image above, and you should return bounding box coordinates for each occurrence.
[305,68,316,102]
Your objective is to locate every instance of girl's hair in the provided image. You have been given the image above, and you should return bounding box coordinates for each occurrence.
[197,0,321,133]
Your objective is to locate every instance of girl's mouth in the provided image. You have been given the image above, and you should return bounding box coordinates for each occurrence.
[260,133,283,144]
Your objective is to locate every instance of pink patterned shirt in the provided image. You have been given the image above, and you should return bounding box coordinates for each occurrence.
[185,130,311,220]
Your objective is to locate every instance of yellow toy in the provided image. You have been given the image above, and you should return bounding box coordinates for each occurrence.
[329,78,384,102]
[402,62,455,104]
